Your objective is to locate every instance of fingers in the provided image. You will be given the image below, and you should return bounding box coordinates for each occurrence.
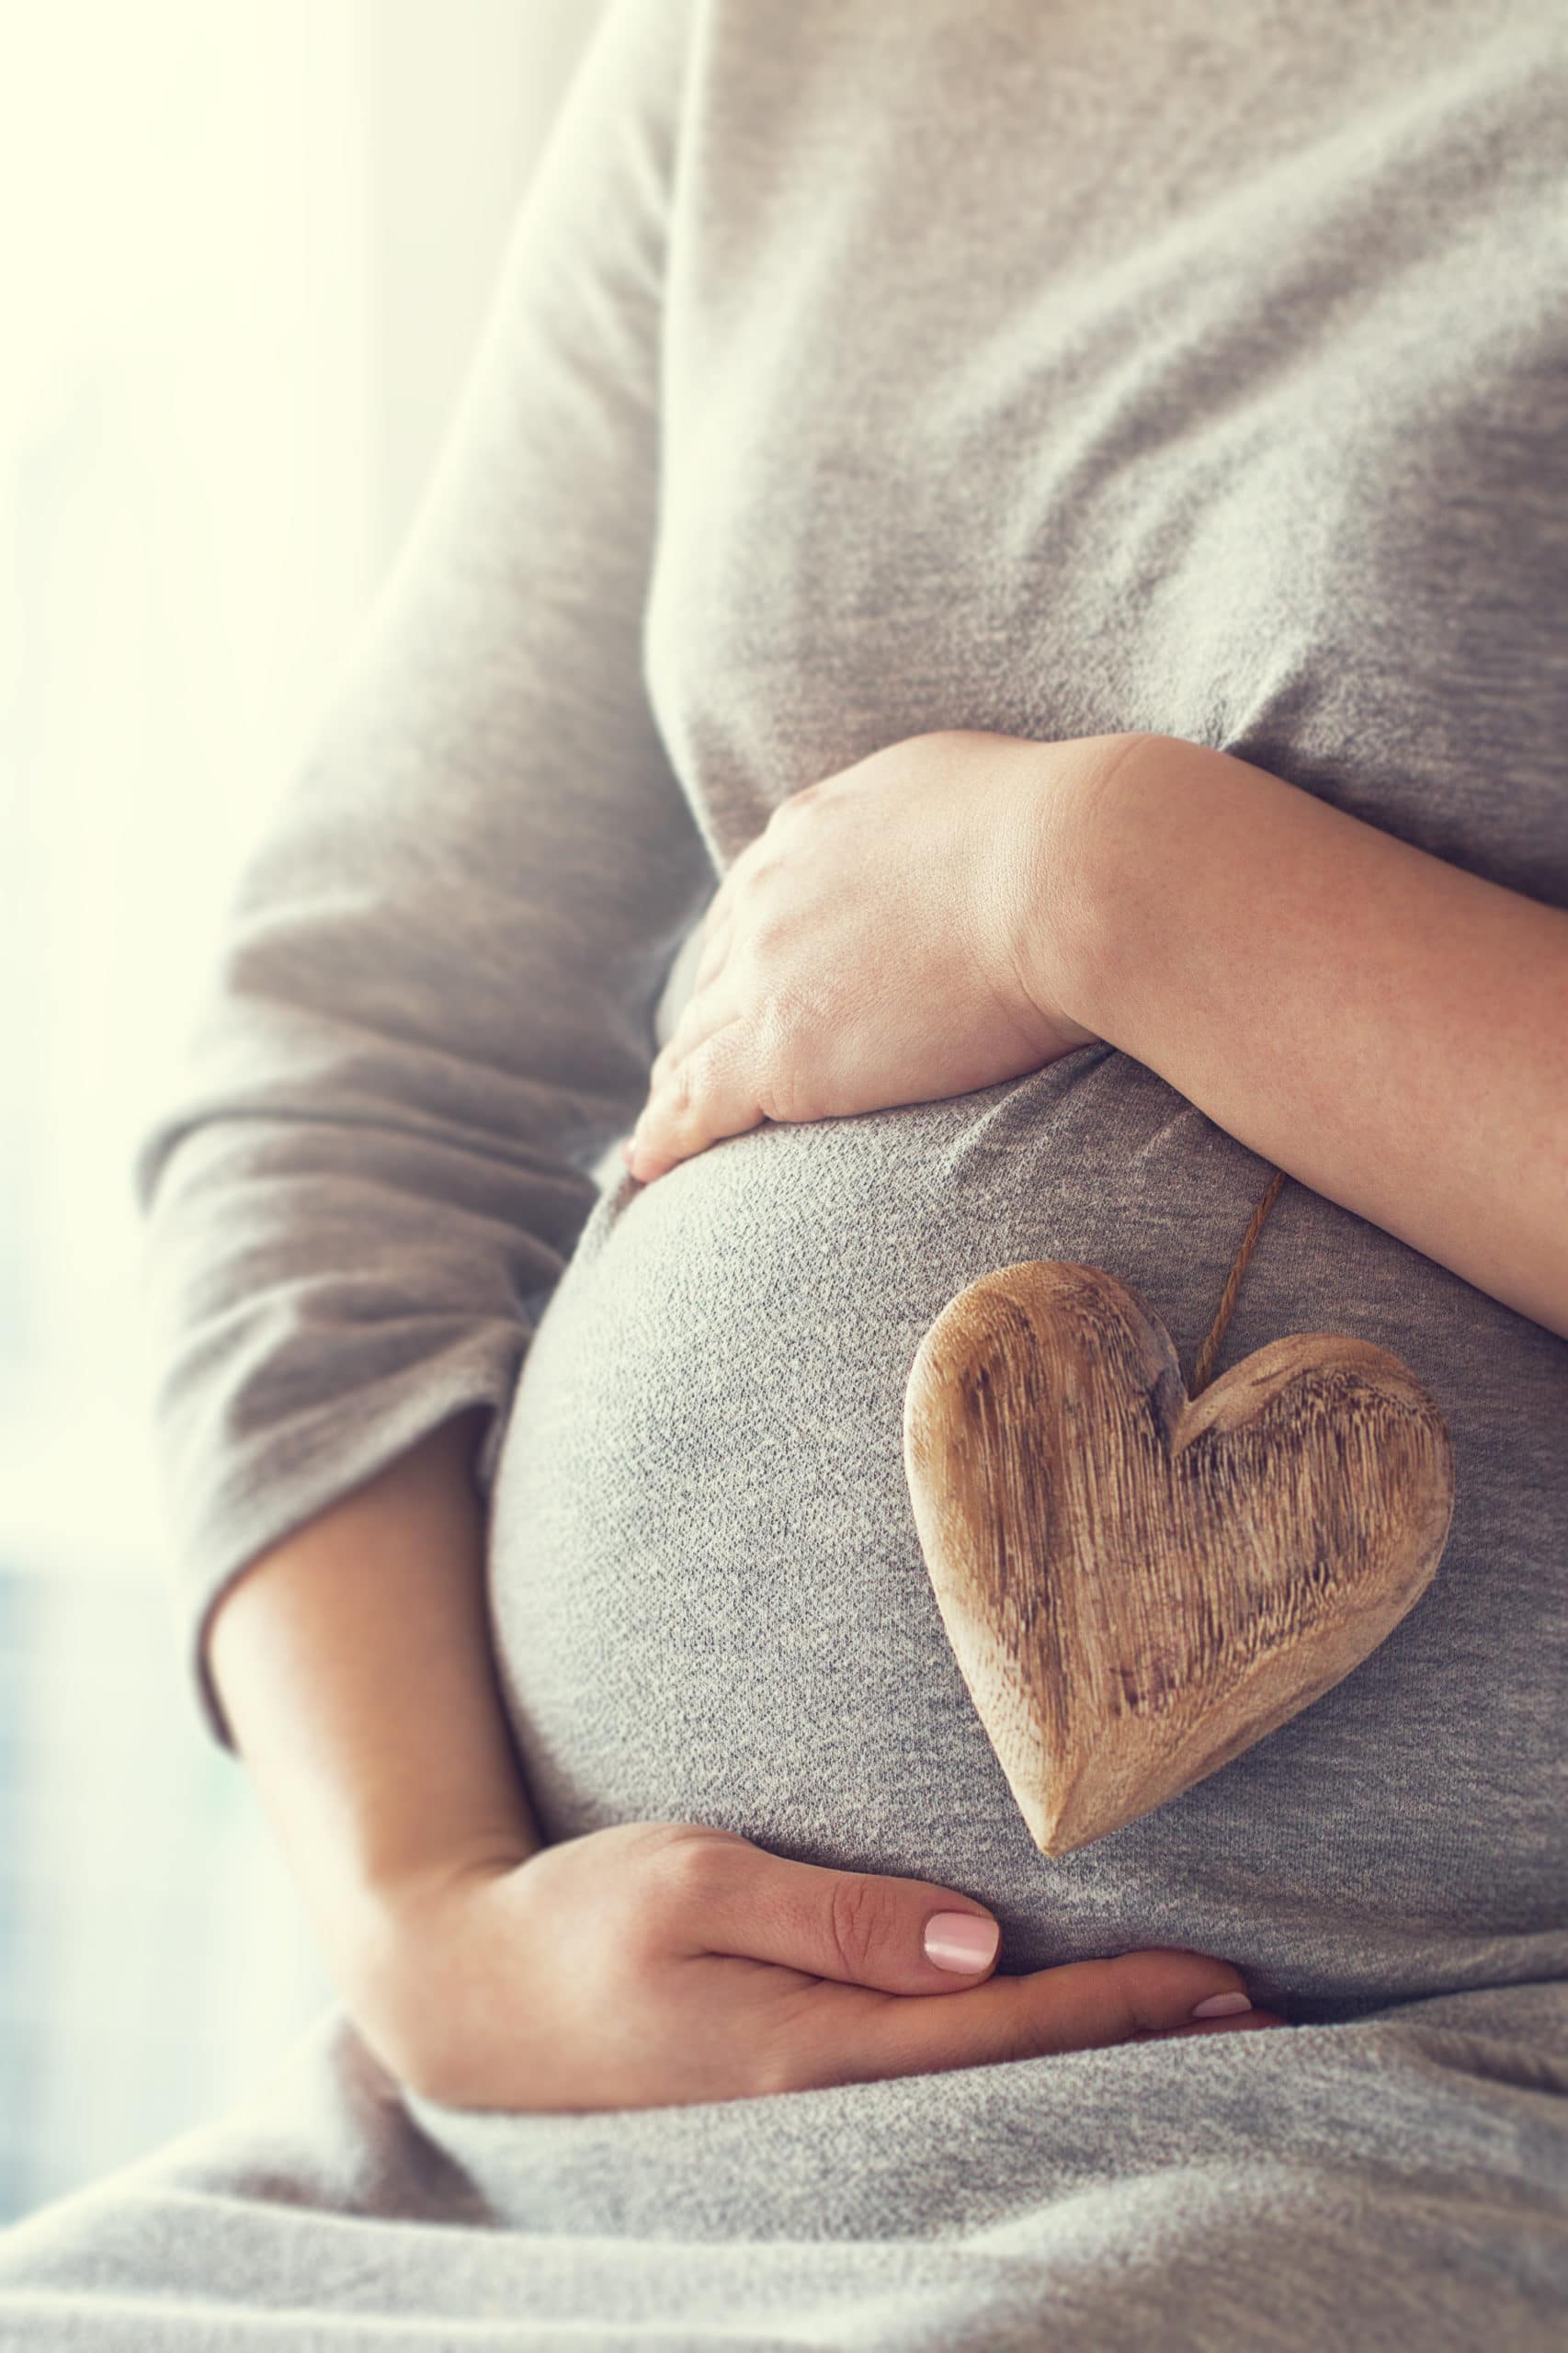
[1135,2009,1288,2040]
[651,906,734,1092]
[791,1948,1276,2093]
[622,896,735,1179]
[627,1009,760,1176]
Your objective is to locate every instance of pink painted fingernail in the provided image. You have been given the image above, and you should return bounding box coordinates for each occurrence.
[1189,1990,1252,2018]
[924,1913,1000,1972]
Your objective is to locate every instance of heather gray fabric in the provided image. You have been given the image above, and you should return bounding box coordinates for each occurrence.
[0,1988,1566,2347]
[5,0,1565,2342]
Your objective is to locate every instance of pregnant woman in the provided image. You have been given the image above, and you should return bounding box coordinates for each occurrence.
[4,0,1565,2343]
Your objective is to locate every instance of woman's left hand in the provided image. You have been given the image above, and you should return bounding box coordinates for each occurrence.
[623,727,1133,1184]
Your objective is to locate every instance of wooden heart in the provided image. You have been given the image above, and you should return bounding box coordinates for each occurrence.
[903,1261,1455,1857]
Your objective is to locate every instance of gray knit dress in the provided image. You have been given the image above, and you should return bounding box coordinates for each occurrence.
[3,1,1566,2344]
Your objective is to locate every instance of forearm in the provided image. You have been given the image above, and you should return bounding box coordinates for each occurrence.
[1057,733,1568,1339]
[207,1407,543,1987]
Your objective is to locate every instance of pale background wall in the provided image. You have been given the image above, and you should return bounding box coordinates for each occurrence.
[0,0,607,2223]
[362,0,612,576]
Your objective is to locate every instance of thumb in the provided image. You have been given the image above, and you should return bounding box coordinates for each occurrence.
[790,1947,1275,2095]
[687,1840,1006,1995]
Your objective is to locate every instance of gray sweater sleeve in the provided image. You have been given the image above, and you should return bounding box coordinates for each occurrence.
[131,0,711,1753]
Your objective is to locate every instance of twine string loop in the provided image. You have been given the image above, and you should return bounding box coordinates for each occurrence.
[1188,1165,1290,1399]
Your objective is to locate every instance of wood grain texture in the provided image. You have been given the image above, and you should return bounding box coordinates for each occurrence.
[903,1261,1455,1856]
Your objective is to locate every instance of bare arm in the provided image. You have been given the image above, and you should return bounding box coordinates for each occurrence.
[1052,733,1568,1339]
[206,1407,543,1997]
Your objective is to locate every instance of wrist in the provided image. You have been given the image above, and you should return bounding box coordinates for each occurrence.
[336,1827,540,1998]
[334,1841,540,2103]
[1064,731,1267,1058]
[1006,728,1168,1048]
[358,1820,541,1913]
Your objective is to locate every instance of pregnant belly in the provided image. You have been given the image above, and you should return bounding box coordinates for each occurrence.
[484,1045,1568,2022]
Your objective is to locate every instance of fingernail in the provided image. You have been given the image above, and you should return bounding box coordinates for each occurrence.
[924,1913,1000,1972]
[1189,1990,1252,2019]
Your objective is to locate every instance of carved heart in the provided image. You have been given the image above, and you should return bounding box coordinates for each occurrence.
[903,1261,1455,1857]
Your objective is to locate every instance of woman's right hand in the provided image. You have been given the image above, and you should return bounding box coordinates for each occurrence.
[347,1820,1285,2114]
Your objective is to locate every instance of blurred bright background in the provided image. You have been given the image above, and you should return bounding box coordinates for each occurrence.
[0,0,605,2224]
